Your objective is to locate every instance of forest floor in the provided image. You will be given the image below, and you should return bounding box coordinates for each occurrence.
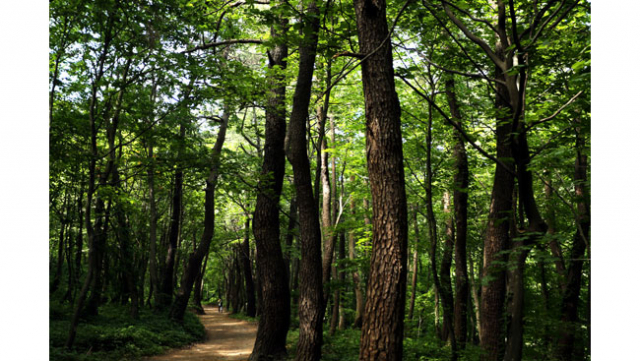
[144,306,257,361]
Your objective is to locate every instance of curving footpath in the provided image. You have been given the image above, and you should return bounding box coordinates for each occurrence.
[145,305,257,361]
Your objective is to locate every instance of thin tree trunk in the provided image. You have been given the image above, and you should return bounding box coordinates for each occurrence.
[408,207,420,320]
[169,109,228,322]
[353,0,408,358]
[446,78,469,347]
[147,142,160,306]
[242,216,257,317]
[440,192,455,345]
[159,124,186,308]
[348,178,364,328]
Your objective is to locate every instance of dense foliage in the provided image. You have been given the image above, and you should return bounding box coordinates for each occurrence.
[49,0,590,360]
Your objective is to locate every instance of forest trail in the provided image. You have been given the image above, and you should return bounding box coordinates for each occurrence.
[145,306,257,361]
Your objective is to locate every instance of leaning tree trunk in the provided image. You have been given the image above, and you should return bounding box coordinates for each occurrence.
[249,3,291,357]
[286,1,324,359]
[353,0,408,359]
[169,109,228,322]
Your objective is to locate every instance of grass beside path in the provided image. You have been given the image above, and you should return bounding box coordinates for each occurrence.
[50,301,205,361]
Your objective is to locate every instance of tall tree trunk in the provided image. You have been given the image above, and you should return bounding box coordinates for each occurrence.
[147,141,160,306]
[158,77,195,309]
[286,1,324,359]
[169,109,228,322]
[446,78,469,347]
[284,198,297,298]
[51,194,69,294]
[159,123,186,308]
[480,40,514,361]
[408,207,420,320]
[65,14,114,348]
[250,3,291,357]
[425,88,457,356]
[337,230,346,331]
[440,192,455,345]
[349,178,364,328]
[320,111,334,304]
[469,255,482,343]
[353,0,408,358]
[556,124,590,360]
[242,216,257,317]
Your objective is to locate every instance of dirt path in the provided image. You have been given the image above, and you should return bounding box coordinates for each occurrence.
[145,306,257,361]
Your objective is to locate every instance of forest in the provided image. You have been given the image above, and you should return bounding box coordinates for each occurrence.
[48,0,591,360]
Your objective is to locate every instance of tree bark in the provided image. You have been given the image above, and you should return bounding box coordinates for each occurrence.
[353,0,408,358]
[250,3,291,357]
[479,40,514,361]
[286,2,324,359]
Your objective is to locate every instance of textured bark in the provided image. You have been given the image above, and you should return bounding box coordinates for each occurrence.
[169,110,228,322]
[286,2,324,359]
[353,0,408,358]
[250,3,291,357]
[446,78,469,347]
[479,41,514,361]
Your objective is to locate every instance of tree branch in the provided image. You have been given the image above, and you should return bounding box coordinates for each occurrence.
[182,39,264,53]
[526,91,583,131]
[397,74,516,177]
[441,1,506,71]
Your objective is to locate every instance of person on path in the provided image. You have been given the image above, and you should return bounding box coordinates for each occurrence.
[218,298,223,313]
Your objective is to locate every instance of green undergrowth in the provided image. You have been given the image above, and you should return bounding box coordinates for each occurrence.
[283,324,485,360]
[50,301,205,361]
